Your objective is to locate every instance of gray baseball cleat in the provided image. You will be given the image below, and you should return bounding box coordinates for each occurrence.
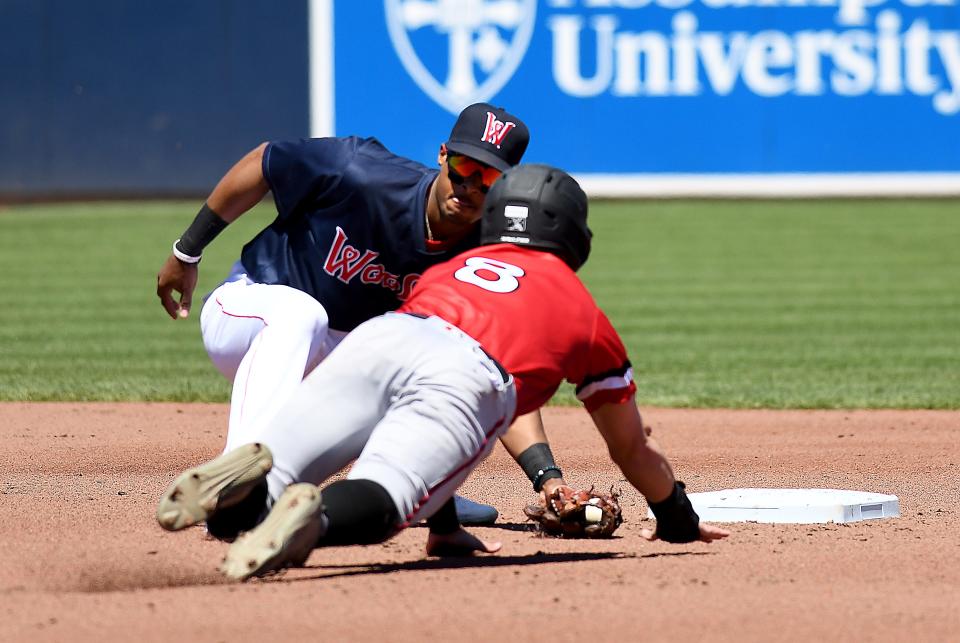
[220,482,325,581]
[156,442,274,532]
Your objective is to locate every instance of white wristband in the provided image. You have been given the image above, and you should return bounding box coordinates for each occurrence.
[172,239,202,264]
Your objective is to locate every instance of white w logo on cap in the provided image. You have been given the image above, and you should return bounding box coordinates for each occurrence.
[385,0,537,115]
[481,112,516,148]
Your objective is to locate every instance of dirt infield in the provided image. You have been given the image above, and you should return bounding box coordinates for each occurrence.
[1,403,957,642]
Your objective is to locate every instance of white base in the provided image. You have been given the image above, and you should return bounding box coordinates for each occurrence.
[647,488,901,524]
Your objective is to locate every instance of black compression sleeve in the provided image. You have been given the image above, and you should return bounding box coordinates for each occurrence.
[176,203,228,257]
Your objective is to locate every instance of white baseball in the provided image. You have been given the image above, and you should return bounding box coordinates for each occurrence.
[584,505,603,523]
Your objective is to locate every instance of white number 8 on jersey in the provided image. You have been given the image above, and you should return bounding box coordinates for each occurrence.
[454,257,525,293]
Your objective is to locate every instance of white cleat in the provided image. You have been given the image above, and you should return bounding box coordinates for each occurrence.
[220,483,325,581]
[156,442,273,532]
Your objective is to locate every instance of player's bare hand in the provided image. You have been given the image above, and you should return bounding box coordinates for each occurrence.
[539,482,574,513]
[640,522,731,543]
[695,523,731,542]
[157,254,199,320]
[425,528,502,557]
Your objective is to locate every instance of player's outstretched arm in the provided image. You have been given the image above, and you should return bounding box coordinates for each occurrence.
[156,143,270,319]
[499,409,570,495]
[204,142,271,221]
[589,401,730,544]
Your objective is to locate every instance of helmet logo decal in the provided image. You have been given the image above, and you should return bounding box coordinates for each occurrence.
[503,204,528,232]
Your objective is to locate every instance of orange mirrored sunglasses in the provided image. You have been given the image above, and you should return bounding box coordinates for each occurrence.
[447,154,502,193]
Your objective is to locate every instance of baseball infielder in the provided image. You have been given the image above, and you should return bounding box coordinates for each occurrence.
[155,104,570,524]
[156,164,730,580]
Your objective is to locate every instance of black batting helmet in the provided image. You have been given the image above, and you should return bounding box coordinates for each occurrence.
[480,164,592,271]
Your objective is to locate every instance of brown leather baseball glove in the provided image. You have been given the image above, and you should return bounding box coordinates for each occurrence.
[523,485,623,538]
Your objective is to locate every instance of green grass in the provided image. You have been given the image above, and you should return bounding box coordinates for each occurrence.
[0,201,273,402]
[1,199,957,407]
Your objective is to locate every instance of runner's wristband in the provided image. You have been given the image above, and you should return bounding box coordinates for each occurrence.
[648,481,701,543]
[532,466,563,493]
[518,443,563,492]
[174,202,229,261]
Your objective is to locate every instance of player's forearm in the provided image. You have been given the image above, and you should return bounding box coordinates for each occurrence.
[591,402,705,542]
[590,401,675,504]
[613,434,676,504]
[499,410,566,492]
[206,142,270,222]
[172,144,269,262]
[161,144,260,310]
[499,409,549,460]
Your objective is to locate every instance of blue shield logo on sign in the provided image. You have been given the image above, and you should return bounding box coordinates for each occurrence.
[385,0,537,114]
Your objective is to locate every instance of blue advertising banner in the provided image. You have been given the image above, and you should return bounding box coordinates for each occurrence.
[2,1,955,197]
[326,0,960,195]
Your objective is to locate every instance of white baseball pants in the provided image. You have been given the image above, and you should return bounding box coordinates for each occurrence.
[199,276,346,451]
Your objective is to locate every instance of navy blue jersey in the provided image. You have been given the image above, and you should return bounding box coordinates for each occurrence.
[238,136,480,331]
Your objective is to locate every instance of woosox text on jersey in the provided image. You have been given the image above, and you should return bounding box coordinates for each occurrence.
[322,227,421,301]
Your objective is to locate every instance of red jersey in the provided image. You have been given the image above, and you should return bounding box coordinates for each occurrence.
[398,244,636,416]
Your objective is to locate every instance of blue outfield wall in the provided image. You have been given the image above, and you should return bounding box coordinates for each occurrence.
[0,0,310,197]
[1,0,958,198]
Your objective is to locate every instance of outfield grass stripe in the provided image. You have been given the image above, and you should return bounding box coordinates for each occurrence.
[1,199,957,407]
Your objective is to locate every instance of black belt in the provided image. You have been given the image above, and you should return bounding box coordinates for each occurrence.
[403,312,509,384]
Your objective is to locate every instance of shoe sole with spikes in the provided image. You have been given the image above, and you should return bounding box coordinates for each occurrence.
[156,442,274,532]
[220,483,324,581]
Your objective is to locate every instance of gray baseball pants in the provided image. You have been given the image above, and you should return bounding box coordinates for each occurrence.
[246,313,517,526]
